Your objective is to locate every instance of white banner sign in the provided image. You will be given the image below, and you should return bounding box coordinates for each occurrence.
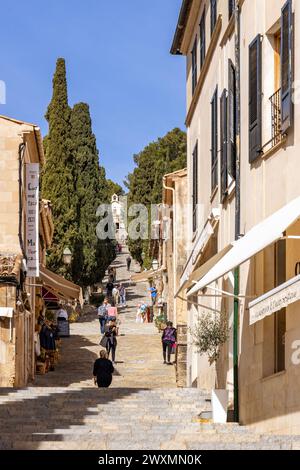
[249,275,300,325]
[26,163,39,277]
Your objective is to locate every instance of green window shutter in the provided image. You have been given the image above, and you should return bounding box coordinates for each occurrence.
[200,9,206,69]
[192,36,198,95]
[192,142,198,233]
[220,90,228,200]
[249,35,262,163]
[211,87,218,192]
[228,59,236,179]
[281,0,293,134]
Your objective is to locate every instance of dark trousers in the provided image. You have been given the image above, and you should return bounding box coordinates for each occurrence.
[97,373,112,388]
[99,318,106,334]
[106,341,116,362]
[163,341,172,363]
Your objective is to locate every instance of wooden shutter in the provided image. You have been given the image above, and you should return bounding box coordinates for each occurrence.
[228,59,236,179]
[192,142,198,233]
[281,0,293,133]
[211,88,218,192]
[211,0,217,37]
[229,0,235,19]
[220,90,228,200]
[200,9,206,69]
[192,37,198,95]
[249,35,262,163]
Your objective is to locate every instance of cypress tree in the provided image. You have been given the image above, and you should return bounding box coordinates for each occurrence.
[71,103,115,286]
[42,58,78,277]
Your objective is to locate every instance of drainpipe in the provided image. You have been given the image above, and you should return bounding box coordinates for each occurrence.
[233,2,241,423]
[163,177,176,324]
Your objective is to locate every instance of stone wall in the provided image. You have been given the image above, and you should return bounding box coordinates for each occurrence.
[176,324,187,387]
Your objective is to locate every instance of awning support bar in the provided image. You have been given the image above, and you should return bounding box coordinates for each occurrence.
[200,284,255,299]
[177,295,223,314]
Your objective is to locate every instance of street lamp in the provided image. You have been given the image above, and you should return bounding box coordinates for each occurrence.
[63,247,72,265]
[152,258,159,271]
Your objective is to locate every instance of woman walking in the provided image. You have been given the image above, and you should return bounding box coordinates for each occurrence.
[161,321,177,365]
[104,320,118,363]
[93,350,114,388]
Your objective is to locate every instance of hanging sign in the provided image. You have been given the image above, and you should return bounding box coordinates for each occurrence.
[249,274,300,325]
[25,163,40,277]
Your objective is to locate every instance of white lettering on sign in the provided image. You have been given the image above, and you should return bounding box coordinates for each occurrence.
[25,163,39,277]
[249,275,300,325]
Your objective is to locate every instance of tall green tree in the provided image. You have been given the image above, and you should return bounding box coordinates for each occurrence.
[70,103,115,286]
[106,179,125,199]
[43,58,115,286]
[42,58,78,277]
[125,128,187,265]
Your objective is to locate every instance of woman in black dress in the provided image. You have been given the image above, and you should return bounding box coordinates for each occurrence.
[93,350,114,388]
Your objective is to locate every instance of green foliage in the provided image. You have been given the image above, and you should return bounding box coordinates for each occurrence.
[42,59,115,287]
[106,179,125,199]
[70,102,114,286]
[154,313,167,332]
[191,312,229,365]
[125,128,187,264]
[42,58,78,277]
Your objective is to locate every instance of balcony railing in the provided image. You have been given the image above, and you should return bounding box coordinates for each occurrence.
[270,88,282,147]
[261,88,283,154]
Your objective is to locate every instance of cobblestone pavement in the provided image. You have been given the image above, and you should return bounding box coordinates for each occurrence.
[1,249,300,450]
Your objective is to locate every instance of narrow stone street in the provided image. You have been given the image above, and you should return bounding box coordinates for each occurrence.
[0,249,300,450]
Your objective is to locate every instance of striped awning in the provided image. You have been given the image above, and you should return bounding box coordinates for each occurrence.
[39,265,83,305]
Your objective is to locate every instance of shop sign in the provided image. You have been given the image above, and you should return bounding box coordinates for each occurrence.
[25,163,39,277]
[249,274,300,325]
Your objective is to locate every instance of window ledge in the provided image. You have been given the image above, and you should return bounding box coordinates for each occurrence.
[222,180,236,204]
[185,15,222,127]
[261,135,287,161]
[220,15,235,48]
[261,370,286,383]
[210,185,219,203]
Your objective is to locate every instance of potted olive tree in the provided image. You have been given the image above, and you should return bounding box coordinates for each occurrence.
[191,311,229,423]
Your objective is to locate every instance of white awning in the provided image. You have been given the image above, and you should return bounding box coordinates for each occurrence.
[0,307,14,318]
[176,244,233,298]
[131,266,165,283]
[188,196,300,296]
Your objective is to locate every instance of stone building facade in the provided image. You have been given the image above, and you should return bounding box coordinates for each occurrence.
[0,116,45,387]
[171,0,300,433]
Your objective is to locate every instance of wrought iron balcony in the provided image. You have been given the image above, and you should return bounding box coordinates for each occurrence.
[261,88,283,154]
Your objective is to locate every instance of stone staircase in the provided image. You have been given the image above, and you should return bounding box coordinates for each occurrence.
[0,386,300,450]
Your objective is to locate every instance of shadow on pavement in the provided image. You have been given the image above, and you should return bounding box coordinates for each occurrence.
[0,386,148,450]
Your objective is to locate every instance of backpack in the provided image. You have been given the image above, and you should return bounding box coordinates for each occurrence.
[98,305,107,318]
[163,327,176,343]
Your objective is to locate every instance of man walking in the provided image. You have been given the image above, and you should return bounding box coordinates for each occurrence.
[126,255,132,271]
[98,298,110,334]
[149,285,157,306]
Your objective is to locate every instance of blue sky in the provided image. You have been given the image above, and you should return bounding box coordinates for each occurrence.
[0,0,185,188]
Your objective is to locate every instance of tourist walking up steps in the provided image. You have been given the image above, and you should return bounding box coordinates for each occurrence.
[103,320,118,363]
[98,298,110,334]
[126,255,132,271]
[119,283,126,307]
[93,350,114,388]
[162,321,177,365]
